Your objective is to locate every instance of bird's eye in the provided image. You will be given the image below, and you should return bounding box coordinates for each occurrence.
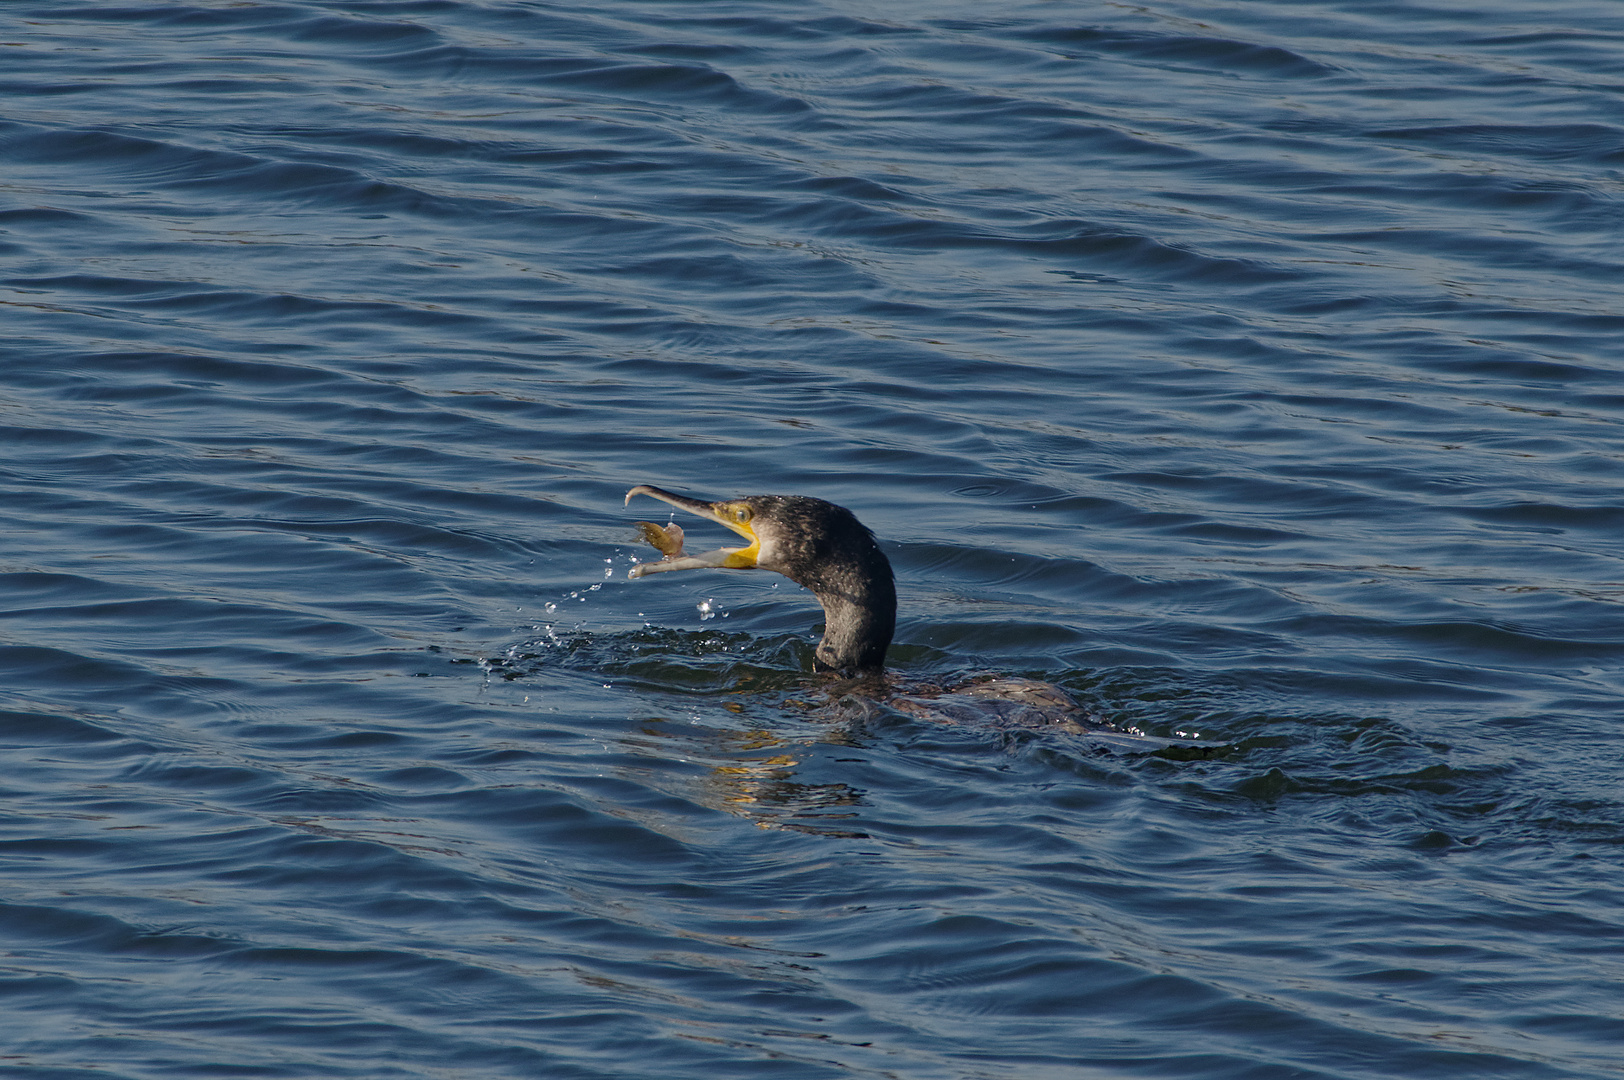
[733,506,752,524]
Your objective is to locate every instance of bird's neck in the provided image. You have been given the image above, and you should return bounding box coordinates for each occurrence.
[810,573,896,675]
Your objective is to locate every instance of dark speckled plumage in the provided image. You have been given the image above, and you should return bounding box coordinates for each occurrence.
[740,495,896,674]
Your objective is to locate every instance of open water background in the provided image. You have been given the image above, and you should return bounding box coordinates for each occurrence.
[4,1,1624,1077]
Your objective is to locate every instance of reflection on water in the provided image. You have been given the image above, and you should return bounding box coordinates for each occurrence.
[697,735,868,837]
[605,670,874,836]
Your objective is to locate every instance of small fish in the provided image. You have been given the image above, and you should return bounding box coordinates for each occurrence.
[633,520,686,558]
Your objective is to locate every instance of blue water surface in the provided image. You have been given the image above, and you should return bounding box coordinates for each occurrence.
[3,1,1624,1077]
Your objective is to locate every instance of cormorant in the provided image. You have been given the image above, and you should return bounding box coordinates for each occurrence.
[622,484,1204,749]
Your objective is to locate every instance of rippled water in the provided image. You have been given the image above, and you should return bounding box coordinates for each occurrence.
[4,0,1624,1076]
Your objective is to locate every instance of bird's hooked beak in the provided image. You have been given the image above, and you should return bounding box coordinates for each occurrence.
[624,485,761,578]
